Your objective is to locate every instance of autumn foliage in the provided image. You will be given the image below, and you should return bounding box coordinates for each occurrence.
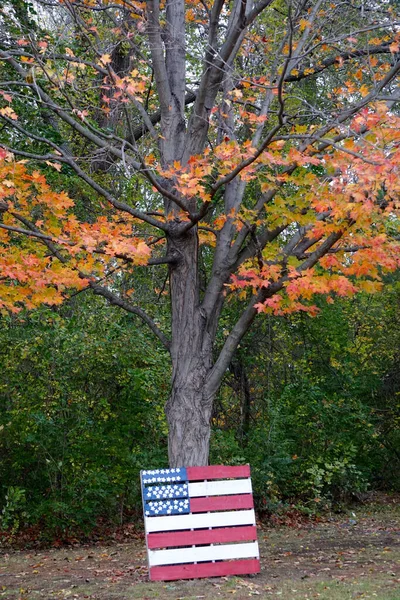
[0,148,152,312]
[1,104,399,315]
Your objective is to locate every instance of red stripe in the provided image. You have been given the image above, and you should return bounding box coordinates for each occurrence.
[190,493,254,513]
[186,465,250,480]
[147,525,257,549]
[150,558,260,581]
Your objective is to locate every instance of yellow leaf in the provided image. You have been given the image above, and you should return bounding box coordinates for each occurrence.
[295,124,308,134]
[45,161,62,172]
[0,106,18,120]
[354,69,363,81]
[357,280,383,293]
[99,54,112,66]
[299,18,311,31]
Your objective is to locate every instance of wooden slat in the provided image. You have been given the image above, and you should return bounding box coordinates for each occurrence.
[145,508,256,533]
[190,493,254,513]
[188,478,252,497]
[187,465,250,481]
[150,558,260,581]
[147,525,258,549]
[148,541,259,567]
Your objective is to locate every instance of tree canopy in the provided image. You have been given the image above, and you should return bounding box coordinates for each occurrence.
[1,0,400,465]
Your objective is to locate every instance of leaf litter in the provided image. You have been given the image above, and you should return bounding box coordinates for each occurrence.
[0,494,398,599]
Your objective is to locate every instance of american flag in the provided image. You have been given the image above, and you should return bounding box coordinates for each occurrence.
[140,465,260,581]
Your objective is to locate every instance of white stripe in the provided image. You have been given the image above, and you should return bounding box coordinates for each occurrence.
[188,478,252,497]
[145,508,256,533]
[148,541,259,567]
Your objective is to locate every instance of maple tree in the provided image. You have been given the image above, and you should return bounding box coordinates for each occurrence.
[1,0,400,466]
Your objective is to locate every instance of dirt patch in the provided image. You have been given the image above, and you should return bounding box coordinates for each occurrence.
[0,499,399,599]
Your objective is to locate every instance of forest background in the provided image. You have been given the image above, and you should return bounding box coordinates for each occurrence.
[1,285,399,540]
[0,0,399,541]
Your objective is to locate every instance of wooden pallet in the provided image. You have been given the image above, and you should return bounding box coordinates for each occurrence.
[141,465,260,581]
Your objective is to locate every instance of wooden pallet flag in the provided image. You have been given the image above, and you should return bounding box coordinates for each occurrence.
[140,465,260,581]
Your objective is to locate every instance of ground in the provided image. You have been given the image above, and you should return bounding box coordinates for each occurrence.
[0,496,399,600]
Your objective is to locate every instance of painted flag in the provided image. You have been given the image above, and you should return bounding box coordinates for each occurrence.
[140,465,260,581]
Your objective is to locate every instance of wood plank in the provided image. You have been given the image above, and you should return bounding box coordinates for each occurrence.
[187,465,250,481]
[188,478,252,497]
[190,494,254,513]
[148,541,259,567]
[150,558,260,581]
[147,525,258,549]
[145,508,256,533]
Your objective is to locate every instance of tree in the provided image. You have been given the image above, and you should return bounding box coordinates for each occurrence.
[0,0,400,466]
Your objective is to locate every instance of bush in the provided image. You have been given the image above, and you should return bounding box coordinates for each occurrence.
[0,299,169,537]
[243,382,375,509]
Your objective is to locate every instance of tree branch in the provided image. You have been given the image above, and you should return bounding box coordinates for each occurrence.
[0,222,176,266]
[147,0,171,119]
[3,214,172,350]
[204,229,344,398]
[0,136,169,232]
[91,284,171,351]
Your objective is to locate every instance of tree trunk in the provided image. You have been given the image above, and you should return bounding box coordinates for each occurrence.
[230,359,252,443]
[166,367,214,467]
[166,223,214,467]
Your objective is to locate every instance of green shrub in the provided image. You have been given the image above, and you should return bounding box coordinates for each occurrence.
[0,299,169,536]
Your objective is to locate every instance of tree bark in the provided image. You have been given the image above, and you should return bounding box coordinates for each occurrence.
[166,367,214,467]
[229,359,252,443]
[166,222,214,466]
